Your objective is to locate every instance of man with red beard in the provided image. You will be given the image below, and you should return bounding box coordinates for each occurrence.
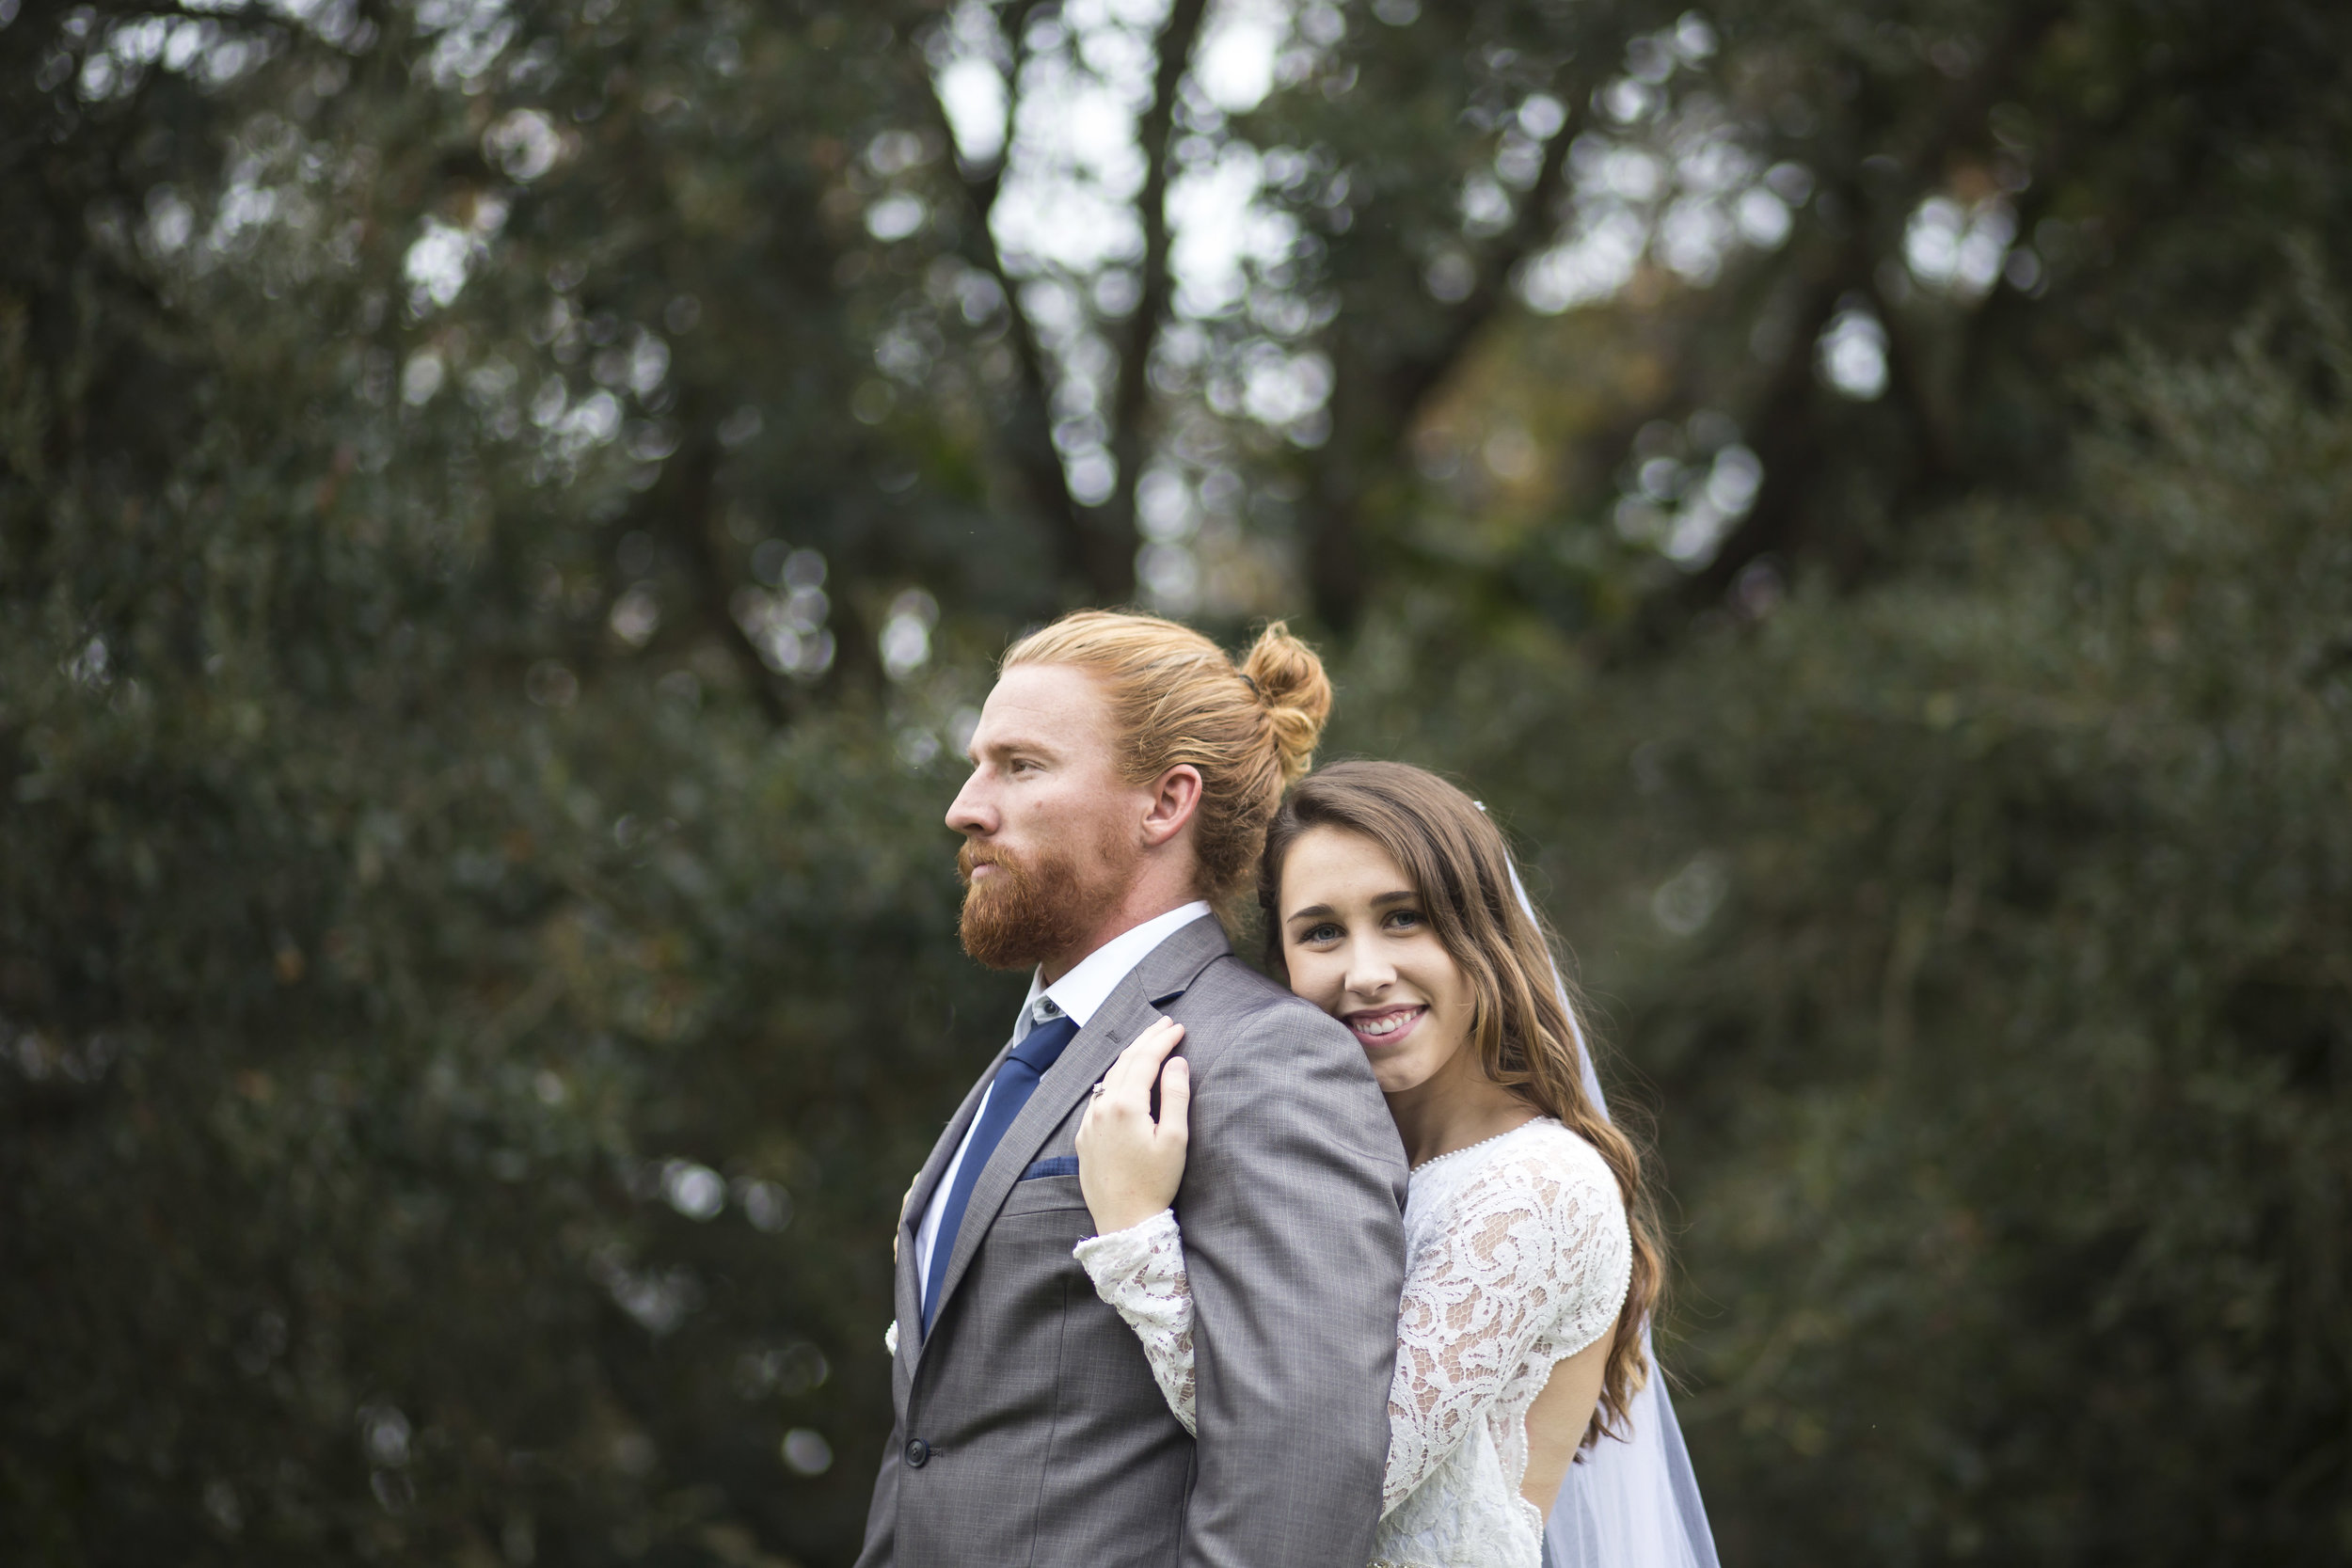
[857,611,1408,1568]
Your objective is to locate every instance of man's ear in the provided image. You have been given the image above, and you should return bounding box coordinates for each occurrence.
[1139,764,1204,847]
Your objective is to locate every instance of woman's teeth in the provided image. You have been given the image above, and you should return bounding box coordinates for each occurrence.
[1356,1009,1421,1037]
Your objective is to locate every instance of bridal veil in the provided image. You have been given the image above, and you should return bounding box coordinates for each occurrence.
[1504,858,1720,1568]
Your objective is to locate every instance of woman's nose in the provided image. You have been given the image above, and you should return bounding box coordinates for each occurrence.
[1343,944,1394,997]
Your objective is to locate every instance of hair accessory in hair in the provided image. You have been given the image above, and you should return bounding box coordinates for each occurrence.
[1239,673,1260,698]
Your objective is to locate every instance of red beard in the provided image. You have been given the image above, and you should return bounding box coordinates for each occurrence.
[957,836,1111,971]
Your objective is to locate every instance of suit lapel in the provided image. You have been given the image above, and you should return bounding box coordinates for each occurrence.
[901,1041,1009,1248]
[893,1029,1018,1366]
[918,914,1230,1350]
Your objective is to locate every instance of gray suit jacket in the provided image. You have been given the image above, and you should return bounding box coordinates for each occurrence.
[856,913,1409,1568]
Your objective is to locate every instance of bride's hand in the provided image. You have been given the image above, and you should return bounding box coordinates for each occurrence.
[1075,1016,1190,1235]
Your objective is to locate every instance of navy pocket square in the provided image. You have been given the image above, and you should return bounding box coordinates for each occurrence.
[1019,1156,1079,1180]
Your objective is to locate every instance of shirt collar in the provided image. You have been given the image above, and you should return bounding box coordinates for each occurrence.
[1016,900,1216,1036]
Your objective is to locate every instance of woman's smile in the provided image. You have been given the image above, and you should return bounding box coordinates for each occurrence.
[1345,1005,1427,1048]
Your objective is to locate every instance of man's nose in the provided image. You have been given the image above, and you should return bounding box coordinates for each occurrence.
[945,769,994,836]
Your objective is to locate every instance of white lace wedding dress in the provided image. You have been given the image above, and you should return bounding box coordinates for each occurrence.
[1075,1116,1632,1568]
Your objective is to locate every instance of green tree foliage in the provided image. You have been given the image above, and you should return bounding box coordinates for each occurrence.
[1351,311,2352,1560]
[3,0,2345,1562]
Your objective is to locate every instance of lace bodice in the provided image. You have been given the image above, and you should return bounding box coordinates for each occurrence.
[1075,1117,1632,1568]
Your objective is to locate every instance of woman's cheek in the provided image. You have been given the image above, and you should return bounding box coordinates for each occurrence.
[1418,1005,1470,1079]
[1291,953,1344,1014]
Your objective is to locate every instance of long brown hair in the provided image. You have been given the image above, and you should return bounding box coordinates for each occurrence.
[1258,760,1664,1449]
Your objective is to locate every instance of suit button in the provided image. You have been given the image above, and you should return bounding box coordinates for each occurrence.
[903,1438,930,1468]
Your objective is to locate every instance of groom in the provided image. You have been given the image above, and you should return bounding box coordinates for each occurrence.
[856,611,1408,1568]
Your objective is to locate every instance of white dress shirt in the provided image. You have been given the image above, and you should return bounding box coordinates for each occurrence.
[914,899,1215,1291]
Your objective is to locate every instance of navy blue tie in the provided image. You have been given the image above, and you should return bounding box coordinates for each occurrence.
[922,1012,1080,1334]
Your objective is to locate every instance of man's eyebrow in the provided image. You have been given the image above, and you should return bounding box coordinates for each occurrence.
[974,732,1061,762]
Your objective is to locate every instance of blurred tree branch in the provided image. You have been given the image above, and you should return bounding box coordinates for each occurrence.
[1310,71,1585,631]
[638,418,801,728]
[1103,0,1211,595]
[1677,1,2064,611]
[911,2,1126,606]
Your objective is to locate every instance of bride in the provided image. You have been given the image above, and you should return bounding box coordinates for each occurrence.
[1074,761,1709,1568]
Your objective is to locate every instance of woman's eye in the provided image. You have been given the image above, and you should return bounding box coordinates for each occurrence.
[1299,923,1343,944]
[1383,909,1423,931]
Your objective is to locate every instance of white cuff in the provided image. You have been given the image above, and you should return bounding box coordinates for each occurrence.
[1072,1207,1180,1283]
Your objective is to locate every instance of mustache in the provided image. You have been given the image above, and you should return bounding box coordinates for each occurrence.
[957,840,1018,884]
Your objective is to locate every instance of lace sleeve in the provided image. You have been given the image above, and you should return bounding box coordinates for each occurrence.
[1381,1148,1630,1513]
[1073,1209,1197,1434]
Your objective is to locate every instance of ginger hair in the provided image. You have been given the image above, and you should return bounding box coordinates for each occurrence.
[1001,610,1332,905]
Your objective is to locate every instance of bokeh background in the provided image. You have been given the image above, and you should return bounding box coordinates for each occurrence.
[6,0,2349,1562]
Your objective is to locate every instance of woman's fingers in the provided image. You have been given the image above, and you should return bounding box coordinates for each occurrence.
[1138,1016,1185,1066]
[1076,1018,1193,1234]
[1102,1017,1185,1107]
[1099,1039,1149,1103]
[1156,1055,1190,1146]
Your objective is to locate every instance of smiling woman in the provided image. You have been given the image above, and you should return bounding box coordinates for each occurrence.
[1256,762,1662,1452]
[1073,758,1679,1567]
[1275,826,1481,1089]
